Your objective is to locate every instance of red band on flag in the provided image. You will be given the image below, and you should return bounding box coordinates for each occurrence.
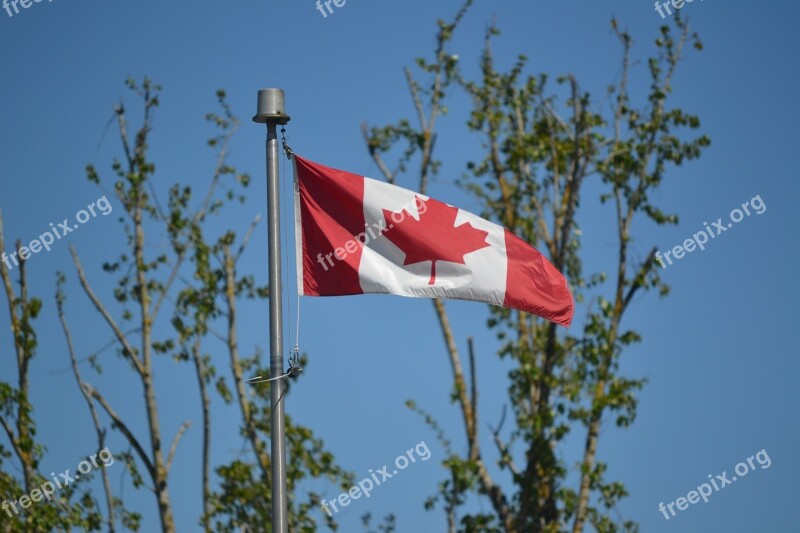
[503,229,574,327]
[295,156,365,296]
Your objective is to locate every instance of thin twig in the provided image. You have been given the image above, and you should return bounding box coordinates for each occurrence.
[166,421,191,473]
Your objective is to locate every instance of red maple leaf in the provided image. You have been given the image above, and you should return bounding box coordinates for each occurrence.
[382,196,490,285]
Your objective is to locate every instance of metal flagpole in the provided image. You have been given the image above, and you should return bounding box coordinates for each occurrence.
[253,88,290,533]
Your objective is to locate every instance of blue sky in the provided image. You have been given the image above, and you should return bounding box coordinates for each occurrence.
[1,1,798,531]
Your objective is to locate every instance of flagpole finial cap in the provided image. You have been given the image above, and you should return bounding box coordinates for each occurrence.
[253,88,291,125]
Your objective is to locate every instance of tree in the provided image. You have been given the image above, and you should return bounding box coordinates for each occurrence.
[362,4,708,531]
[1,78,353,532]
[0,226,107,532]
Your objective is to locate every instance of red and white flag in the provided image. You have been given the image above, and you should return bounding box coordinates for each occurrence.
[293,155,574,327]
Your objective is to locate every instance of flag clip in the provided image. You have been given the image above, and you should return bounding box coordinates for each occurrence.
[246,352,303,385]
[280,127,294,160]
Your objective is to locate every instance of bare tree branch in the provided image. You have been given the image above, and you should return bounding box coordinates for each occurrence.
[489,406,519,477]
[165,421,191,474]
[361,122,396,185]
[57,282,117,532]
[223,244,271,482]
[405,67,428,132]
[235,214,262,263]
[0,211,24,371]
[70,245,145,376]
[0,415,16,450]
[467,337,479,462]
[85,383,156,480]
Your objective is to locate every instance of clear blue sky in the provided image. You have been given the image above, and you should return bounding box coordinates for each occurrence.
[1,1,798,531]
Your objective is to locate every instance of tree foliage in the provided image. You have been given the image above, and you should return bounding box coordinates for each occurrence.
[0,4,709,532]
[363,4,708,532]
[0,80,352,532]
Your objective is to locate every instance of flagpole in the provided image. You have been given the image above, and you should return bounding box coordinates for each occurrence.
[253,88,290,533]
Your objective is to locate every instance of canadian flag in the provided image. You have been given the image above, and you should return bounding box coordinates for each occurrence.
[293,155,574,327]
